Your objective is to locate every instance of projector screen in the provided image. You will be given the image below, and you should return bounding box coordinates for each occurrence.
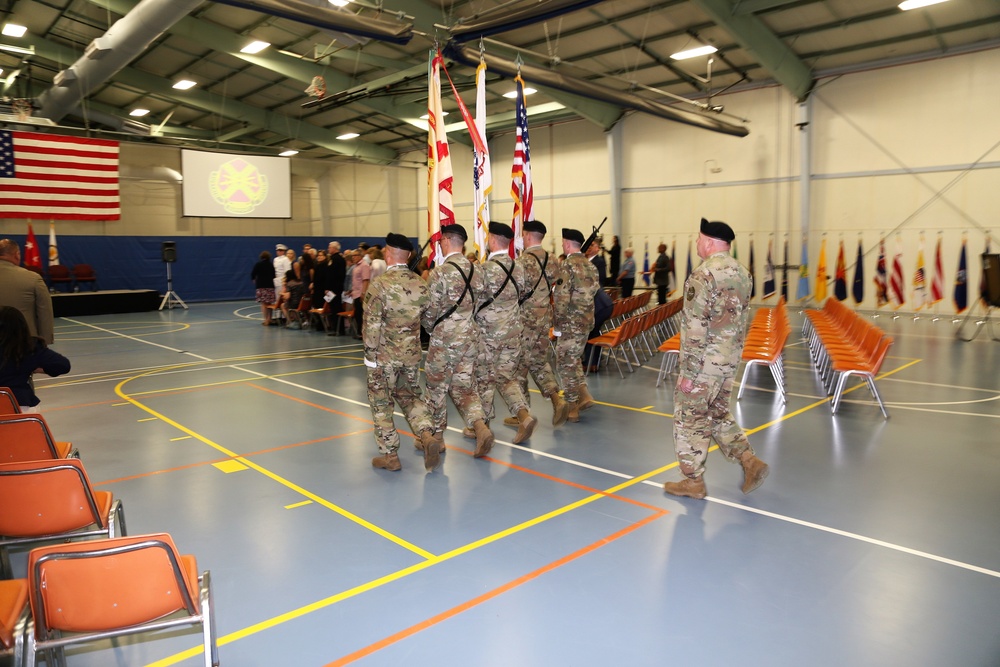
[181,149,291,218]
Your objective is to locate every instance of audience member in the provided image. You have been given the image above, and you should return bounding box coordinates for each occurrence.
[0,239,54,344]
[0,306,70,412]
[251,250,276,325]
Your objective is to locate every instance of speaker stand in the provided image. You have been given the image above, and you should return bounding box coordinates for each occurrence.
[955,300,999,342]
[159,262,188,311]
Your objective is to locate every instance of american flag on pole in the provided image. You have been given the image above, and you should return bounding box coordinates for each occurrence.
[890,238,905,309]
[509,75,533,258]
[472,60,492,262]
[0,130,119,220]
[912,239,928,310]
[426,51,454,265]
[930,236,944,304]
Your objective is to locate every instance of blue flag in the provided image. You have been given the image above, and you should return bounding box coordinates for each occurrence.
[781,238,789,300]
[797,238,810,301]
[954,240,968,313]
[642,239,650,286]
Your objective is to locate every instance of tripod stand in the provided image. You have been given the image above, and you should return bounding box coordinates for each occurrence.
[159,261,188,310]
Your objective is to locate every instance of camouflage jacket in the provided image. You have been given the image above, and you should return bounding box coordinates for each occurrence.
[422,253,484,335]
[553,252,600,334]
[475,251,526,339]
[363,265,429,366]
[517,245,558,322]
[679,251,752,380]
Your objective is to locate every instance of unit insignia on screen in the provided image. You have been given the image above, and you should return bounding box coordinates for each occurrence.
[208,157,269,215]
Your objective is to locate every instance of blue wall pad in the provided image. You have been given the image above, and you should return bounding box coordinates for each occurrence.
[8,235,418,303]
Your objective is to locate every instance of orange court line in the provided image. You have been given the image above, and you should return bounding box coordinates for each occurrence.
[94,429,372,486]
[249,383,376,425]
[325,509,668,666]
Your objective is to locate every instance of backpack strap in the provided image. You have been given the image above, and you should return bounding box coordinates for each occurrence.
[476,256,519,315]
[518,250,550,306]
[432,260,475,329]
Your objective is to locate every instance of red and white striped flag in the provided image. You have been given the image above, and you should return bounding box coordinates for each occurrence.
[890,239,906,309]
[509,75,533,258]
[913,239,928,310]
[0,130,119,220]
[930,236,944,304]
[426,51,454,265]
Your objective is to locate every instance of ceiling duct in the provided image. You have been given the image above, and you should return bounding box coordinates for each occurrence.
[447,0,607,44]
[211,0,413,44]
[444,44,749,138]
[37,0,203,123]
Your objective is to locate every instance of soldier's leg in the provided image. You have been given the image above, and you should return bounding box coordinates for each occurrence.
[671,377,716,479]
[495,336,528,414]
[449,341,486,427]
[422,339,452,434]
[525,324,560,398]
[707,377,753,461]
[367,366,400,454]
[555,332,587,403]
[475,335,498,423]
[394,363,433,437]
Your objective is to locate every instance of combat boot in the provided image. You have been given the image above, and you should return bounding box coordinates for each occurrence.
[739,450,769,494]
[577,385,596,412]
[663,476,706,499]
[420,431,441,472]
[462,427,476,439]
[503,416,519,427]
[566,401,580,423]
[372,452,401,471]
[511,408,538,445]
[550,393,570,427]
[472,420,495,458]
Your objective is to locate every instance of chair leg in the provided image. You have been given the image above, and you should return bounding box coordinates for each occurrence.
[831,371,851,414]
[0,547,10,580]
[200,572,220,667]
[737,361,754,400]
[769,363,786,403]
[866,375,890,419]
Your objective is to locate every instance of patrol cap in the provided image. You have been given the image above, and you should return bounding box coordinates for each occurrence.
[385,233,413,252]
[440,223,468,242]
[276,243,287,251]
[700,218,735,244]
[488,221,514,239]
[523,220,547,235]
[562,228,585,245]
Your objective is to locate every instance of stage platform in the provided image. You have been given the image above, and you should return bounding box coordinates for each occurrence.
[51,289,161,317]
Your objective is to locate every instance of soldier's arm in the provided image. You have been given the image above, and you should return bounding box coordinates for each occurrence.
[362,281,385,358]
[679,272,714,381]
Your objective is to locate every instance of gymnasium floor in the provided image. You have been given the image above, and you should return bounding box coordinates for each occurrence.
[12,300,1000,667]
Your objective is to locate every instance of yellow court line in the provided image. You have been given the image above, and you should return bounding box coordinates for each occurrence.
[285,500,313,510]
[640,405,655,410]
[114,374,434,562]
[137,417,157,422]
[123,363,366,397]
[169,436,192,442]
[146,460,678,666]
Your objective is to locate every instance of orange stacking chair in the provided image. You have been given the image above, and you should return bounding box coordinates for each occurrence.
[738,299,791,402]
[0,388,19,415]
[830,336,894,418]
[588,317,639,377]
[0,458,126,579]
[0,414,77,463]
[0,578,29,667]
[25,533,219,667]
[655,334,681,387]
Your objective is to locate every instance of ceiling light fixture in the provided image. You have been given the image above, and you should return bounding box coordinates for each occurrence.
[502,87,536,99]
[1,24,27,38]
[336,132,360,140]
[419,111,449,120]
[898,0,949,9]
[172,79,197,90]
[328,0,352,6]
[670,45,717,60]
[279,149,299,157]
[129,108,150,117]
[240,40,270,54]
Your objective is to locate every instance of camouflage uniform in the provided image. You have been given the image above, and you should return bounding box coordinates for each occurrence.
[474,250,529,421]
[673,250,755,478]
[363,265,433,455]
[552,252,600,403]
[422,253,488,433]
[515,245,561,400]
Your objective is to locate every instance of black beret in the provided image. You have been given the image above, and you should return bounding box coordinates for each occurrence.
[440,223,467,242]
[700,218,735,244]
[489,221,514,239]
[523,220,546,235]
[385,233,413,252]
[562,228,585,245]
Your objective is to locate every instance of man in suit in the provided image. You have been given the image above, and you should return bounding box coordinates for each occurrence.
[0,239,54,344]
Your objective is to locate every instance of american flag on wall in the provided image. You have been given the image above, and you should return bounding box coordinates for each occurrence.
[0,130,120,220]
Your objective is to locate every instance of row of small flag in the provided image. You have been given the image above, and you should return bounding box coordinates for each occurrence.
[637,234,991,313]
[20,223,59,269]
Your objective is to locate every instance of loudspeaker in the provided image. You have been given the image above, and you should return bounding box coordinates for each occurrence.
[162,241,177,263]
[983,253,1000,308]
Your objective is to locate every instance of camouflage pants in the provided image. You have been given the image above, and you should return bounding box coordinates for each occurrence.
[672,374,752,479]
[554,330,588,403]
[425,329,486,432]
[366,363,432,454]
[476,332,528,422]
[515,318,560,403]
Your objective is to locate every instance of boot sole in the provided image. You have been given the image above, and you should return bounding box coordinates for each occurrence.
[742,464,769,494]
[552,404,570,427]
[663,483,706,499]
[578,399,595,411]
[372,457,401,471]
[474,432,495,458]
[512,416,538,444]
[423,440,441,472]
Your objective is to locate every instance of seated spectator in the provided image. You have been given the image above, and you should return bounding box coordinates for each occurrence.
[0,306,70,412]
[281,266,307,329]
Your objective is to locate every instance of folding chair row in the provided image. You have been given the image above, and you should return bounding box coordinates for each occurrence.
[0,413,77,463]
[1,533,218,667]
[737,297,791,403]
[589,300,681,378]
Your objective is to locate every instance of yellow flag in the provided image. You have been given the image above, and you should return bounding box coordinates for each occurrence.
[815,239,828,302]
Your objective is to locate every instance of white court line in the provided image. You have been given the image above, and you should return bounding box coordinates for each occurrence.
[81,318,999,581]
[62,318,212,361]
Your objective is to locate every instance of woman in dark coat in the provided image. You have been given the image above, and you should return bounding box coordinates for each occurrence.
[606,236,621,287]
[251,250,276,325]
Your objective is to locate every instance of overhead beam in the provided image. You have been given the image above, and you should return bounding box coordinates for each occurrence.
[691,0,813,101]
[732,0,803,15]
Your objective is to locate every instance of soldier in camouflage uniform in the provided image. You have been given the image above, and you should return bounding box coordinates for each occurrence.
[364,234,440,472]
[513,220,570,426]
[421,224,496,458]
[552,228,600,422]
[473,222,538,444]
[663,219,769,499]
